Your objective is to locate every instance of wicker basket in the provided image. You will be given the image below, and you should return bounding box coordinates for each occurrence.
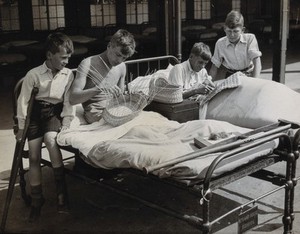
[102,93,149,127]
[149,77,183,104]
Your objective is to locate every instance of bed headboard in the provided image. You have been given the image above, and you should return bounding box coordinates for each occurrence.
[70,55,179,91]
[124,55,180,85]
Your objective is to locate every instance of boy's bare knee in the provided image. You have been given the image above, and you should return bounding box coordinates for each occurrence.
[44,132,58,146]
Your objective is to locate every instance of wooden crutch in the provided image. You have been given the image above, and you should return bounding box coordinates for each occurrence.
[0,87,38,233]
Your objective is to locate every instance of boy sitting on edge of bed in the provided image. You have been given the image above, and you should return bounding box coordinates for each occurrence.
[209,10,262,81]
[168,42,215,99]
[16,32,75,222]
[69,29,136,124]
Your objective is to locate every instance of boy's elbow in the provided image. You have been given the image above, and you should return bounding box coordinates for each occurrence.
[68,93,78,105]
[69,99,76,105]
[69,96,80,106]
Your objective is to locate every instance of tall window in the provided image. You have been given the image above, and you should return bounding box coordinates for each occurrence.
[181,0,186,20]
[90,0,116,27]
[126,0,148,24]
[232,0,241,11]
[194,0,211,20]
[0,1,20,31]
[32,0,65,30]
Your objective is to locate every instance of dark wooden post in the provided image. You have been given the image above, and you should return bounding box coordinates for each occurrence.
[272,0,289,83]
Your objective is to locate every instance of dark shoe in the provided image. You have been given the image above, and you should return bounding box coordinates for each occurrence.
[28,197,45,223]
[57,193,70,214]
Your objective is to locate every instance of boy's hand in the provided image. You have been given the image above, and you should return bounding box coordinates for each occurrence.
[195,84,214,95]
[98,85,122,96]
[194,85,208,95]
[60,126,69,131]
[15,129,24,142]
[203,78,216,90]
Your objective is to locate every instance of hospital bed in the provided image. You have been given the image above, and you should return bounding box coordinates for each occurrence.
[1,55,299,234]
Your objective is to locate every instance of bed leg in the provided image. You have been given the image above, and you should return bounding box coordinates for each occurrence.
[282,151,296,234]
[288,147,299,232]
[202,189,212,234]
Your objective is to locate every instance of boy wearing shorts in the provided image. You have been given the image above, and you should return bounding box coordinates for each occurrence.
[16,32,74,222]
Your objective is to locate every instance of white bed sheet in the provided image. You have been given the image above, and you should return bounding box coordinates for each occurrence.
[57,111,278,184]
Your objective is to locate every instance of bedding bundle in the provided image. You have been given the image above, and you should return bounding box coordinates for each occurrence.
[206,75,300,128]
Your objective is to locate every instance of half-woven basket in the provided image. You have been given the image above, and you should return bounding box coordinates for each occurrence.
[150,77,183,104]
[102,93,148,127]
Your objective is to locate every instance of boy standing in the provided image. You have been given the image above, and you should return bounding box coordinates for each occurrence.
[209,10,262,80]
[168,42,215,99]
[16,32,74,222]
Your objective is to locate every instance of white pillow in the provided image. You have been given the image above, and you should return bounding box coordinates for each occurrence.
[206,76,300,128]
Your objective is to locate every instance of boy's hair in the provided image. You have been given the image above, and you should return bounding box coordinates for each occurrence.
[45,32,74,55]
[110,29,136,57]
[190,42,212,61]
[225,10,244,29]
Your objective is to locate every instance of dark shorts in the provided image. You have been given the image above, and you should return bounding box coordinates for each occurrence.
[222,64,253,78]
[27,101,63,141]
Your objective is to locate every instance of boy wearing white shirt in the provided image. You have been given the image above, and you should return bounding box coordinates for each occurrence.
[209,10,262,80]
[16,32,74,222]
[168,42,215,99]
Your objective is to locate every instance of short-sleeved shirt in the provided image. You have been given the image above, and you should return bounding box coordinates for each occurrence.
[211,33,262,70]
[168,60,209,91]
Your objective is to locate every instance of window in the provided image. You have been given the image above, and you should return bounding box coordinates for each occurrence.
[32,0,65,30]
[0,1,20,31]
[232,0,241,11]
[181,0,186,20]
[126,0,148,24]
[90,0,116,27]
[194,0,211,20]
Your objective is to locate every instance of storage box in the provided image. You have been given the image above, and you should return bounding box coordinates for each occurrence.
[144,99,199,123]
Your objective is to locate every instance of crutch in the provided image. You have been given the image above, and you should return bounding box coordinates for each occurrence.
[0,87,38,233]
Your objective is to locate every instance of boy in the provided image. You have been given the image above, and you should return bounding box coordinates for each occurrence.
[16,32,74,222]
[209,10,262,80]
[168,42,215,99]
[69,29,136,124]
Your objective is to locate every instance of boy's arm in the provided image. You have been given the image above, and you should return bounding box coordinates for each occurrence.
[16,73,35,141]
[183,86,208,99]
[117,63,126,93]
[61,71,75,129]
[209,64,219,81]
[69,59,101,105]
[17,74,35,130]
[252,57,262,78]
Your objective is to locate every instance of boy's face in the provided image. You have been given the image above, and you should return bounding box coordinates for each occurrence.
[47,46,72,72]
[107,44,130,67]
[189,54,209,72]
[224,26,244,44]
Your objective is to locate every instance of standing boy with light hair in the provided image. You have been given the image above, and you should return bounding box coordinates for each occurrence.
[210,10,262,80]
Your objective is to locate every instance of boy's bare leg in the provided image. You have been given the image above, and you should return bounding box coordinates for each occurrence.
[28,137,45,222]
[44,132,69,213]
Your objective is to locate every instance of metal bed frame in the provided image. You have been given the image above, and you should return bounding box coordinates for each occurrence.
[1,55,299,234]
